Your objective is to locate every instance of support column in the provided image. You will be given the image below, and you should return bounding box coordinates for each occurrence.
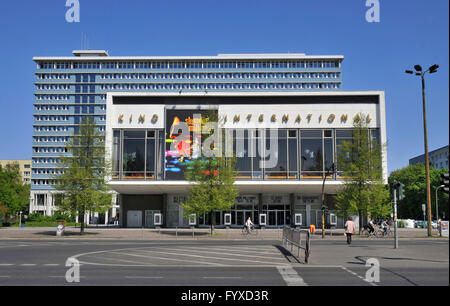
[290,193,295,227]
[306,204,311,227]
[258,193,263,225]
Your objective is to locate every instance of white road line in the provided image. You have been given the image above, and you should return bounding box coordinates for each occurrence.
[135,248,289,266]
[277,266,307,286]
[109,251,226,266]
[20,264,37,266]
[203,276,243,279]
[340,267,378,286]
[0,264,14,266]
[0,276,10,278]
[161,246,285,260]
[181,246,281,256]
[125,276,164,279]
[43,264,60,266]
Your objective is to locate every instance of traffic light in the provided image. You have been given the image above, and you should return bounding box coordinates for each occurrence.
[390,181,405,200]
[321,205,328,214]
[398,182,405,200]
[441,173,449,194]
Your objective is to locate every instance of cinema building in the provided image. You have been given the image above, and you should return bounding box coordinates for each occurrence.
[32,50,387,228]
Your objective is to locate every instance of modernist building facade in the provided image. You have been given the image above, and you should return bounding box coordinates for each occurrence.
[31,50,387,228]
[409,145,449,170]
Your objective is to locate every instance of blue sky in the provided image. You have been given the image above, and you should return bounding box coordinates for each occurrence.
[0,0,448,174]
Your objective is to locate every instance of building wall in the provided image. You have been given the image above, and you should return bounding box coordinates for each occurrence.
[409,145,449,170]
[31,51,345,215]
[0,160,32,184]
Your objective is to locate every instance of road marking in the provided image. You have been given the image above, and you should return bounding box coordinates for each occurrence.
[341,267,378,286]
[43,264,60,266]
[0,264,14,266]
[181,246,282,256]
[20,264,37,266]
[203,277,242,279]
[277,266,307,286]
[136,247,289,265]
[109,251,226,266]
[163,246,285,260]
[125,276,164,279]
[0,276,10,278]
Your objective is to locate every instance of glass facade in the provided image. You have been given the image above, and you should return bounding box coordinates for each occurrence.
[111,127,380,181]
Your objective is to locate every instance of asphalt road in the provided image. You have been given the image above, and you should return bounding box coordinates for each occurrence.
[0,239,448,286]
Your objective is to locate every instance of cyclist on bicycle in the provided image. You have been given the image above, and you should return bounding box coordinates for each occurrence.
[380,219,389,235]
[368,218,376,234]
[245,217,254,234]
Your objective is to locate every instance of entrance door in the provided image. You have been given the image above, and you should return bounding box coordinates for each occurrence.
[127,210,142,228]
[268,210,276,226]
[244,210,253,225]
[145,210,161,228]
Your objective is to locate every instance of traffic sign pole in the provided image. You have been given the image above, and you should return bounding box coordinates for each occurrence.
[393,188,398,249]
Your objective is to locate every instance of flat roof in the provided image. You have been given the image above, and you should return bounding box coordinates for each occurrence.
[33,51,344,62]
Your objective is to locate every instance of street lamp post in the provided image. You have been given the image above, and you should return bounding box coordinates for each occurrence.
[405,64,439,237]
[321,163,336,238]
[435,185,445,221]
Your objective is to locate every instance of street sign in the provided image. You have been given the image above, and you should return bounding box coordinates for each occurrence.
[422,204,426,212]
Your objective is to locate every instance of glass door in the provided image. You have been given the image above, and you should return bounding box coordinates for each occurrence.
[145,210,161,228]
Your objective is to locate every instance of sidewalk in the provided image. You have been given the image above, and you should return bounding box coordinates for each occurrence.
[0,226,446,240]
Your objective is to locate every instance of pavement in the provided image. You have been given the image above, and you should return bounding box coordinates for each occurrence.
[0,238,447,286]
[0,226,444,240]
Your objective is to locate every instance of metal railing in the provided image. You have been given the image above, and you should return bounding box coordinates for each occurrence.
[282,226,311,263]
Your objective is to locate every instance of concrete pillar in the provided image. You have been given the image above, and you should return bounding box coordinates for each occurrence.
[105,210,109,225]
[306,204,311,227]
[258,193,263,225]
[290,193,295,227]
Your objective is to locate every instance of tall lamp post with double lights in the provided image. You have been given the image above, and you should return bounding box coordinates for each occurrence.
[405,64,439,237]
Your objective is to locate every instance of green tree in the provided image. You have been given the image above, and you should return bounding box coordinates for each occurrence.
[52,117,113,234]
[389,164,449,220]
[335,113,391,232]
[182,110,239,235]
[0,163,30,221]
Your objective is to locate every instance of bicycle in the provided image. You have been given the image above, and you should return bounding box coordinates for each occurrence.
[361,225,377,238]
[376,227,393,238]
[242,225,258,236]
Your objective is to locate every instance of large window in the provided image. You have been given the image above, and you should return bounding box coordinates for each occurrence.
[112,130,161,180]
[300,130,334,179]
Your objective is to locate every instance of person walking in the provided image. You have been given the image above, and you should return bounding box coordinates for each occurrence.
[345,216,356,245]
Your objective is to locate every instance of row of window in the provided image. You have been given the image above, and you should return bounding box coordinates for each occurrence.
[98,72,341,80]
[37,74,70,80]
[101,82,341,90]
[35,95,107,101]
[35,114,106,121]
[35,116,70,121]
[36,72,341,82]
[33,169,64,175]
[39,60,340,70]
[33,158,61,164]
[112,128,379,181]
[33,136,69,143]
[35,105,69,111]
[36,84,70,90]
[33,147,68,153]
[33,126,106,132]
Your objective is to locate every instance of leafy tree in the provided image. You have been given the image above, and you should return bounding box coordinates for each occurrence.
[0,163,30,221]
[389,164,448,220]
[182,110,239,235]
[52,117,113,234]
[335,113,391,231]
